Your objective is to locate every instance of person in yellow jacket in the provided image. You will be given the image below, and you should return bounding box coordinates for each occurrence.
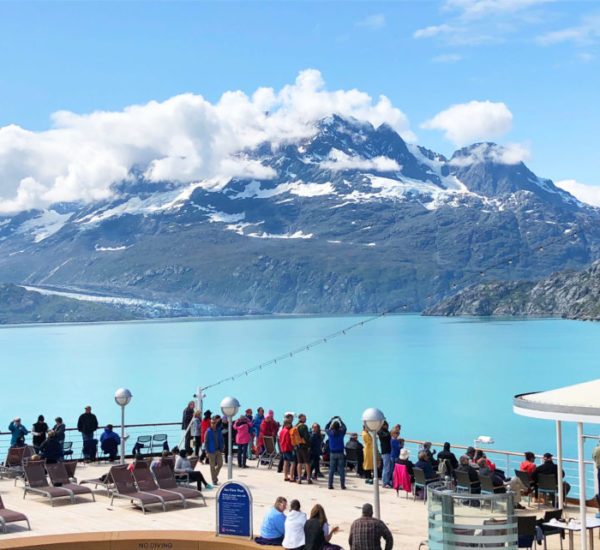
[593,440,600,518]
[362,424,382,485]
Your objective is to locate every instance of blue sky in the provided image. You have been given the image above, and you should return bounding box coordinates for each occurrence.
[0,0,598,209]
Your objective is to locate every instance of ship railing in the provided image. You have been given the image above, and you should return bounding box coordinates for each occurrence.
[1,428,597,499]
[400,438,598,501]
[0,422,183,462]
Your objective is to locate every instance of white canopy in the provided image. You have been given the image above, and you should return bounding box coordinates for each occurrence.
[514,379,600,550]
[514,379,600,423]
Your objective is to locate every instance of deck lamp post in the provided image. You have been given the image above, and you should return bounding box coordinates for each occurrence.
[114,388,132,464]
[220,396,240,480]
[362,407,386,519]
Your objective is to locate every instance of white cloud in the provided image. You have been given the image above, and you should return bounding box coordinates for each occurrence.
[577,52,595,62]
[536,13,600,45]
[414,24,453,39]
[431,53,462,63]
[320,150,401,172]
[356,14,386,30]
[0,70,413,214]
[415,0,556,44]
[421,100,513,145]
[449,142,531,166]
[445,0,555,21]
[555,179,600,207]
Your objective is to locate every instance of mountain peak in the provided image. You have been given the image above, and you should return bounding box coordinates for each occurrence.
[450,142,524,166]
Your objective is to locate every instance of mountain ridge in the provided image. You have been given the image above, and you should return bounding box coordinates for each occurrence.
[0,114,598,318]
[423,259,600,321]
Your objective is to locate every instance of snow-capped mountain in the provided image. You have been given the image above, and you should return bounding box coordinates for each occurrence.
[0,114,598,316]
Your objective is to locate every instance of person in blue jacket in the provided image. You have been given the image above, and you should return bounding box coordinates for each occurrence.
[100,424,121,462]
[8,418,28,447]
[324,416,347,490]
[253,407,264,452]
[256,496,287,545]
[204,417,224,485]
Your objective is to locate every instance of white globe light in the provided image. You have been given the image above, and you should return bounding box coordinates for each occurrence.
[362,407,385,432]
[220,396,240,418]
[114,388,132,407]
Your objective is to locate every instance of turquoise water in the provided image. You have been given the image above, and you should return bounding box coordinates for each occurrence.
[1,315,598,464]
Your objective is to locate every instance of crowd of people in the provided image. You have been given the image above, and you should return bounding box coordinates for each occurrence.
[7,402,598,514]
[180,400,596,509]
[255,498,393,550]
[6,406,123,463]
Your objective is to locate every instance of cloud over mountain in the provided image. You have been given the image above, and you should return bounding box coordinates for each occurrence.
[0,70,413,214]
[556,179,600,207]
[421,100,513,145]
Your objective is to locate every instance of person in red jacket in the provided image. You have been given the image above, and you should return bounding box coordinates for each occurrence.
[279,419,293,481]
[199,409,212,464]
[258,410,280,451]
[520,451,536,477]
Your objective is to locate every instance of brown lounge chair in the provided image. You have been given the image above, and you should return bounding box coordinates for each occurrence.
[63,460,78,483]
[23,460,74,506]
[109,465,165,513]
[0,446,34,483]
[0,495,30,533]
[130,461,185,508]
[152,462,206,505]
[45,463,95,502]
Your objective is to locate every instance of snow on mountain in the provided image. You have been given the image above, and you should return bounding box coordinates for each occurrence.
[16,210,72,242]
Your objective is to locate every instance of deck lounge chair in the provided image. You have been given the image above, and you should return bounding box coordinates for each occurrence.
[160,456,175,470]
[23,460,75,506]
[45,463,95,502]
[152,462,206,505]
[151,434,168,453]
[108,465,165,513]
[62,441,74,458]
[1,446,35,483]
[79,471,113,492]
[63,460,78,483]
[132,435,152,456]
[257,436,278,469]
[131,462,185,508]
[0,495,30,533]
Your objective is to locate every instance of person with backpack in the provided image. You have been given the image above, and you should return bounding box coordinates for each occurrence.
[291,414,311,485]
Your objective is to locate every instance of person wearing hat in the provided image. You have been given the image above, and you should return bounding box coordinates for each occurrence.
[77,405,98,460]
[258,410,279,451]
[395,448,415,481]
[532,452,571,504]
[8,417,28,447]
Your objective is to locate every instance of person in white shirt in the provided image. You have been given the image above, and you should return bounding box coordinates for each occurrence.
[283,499,307,550]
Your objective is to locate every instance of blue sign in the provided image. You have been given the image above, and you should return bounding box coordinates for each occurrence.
[216,481,253,539]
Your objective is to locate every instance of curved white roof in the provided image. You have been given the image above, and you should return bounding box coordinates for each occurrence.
[513,379,600,423]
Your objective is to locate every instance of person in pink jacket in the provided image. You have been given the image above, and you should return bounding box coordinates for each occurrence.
[234,415,253,468]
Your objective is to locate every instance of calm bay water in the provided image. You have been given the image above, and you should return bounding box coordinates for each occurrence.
[1,314,598,463]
